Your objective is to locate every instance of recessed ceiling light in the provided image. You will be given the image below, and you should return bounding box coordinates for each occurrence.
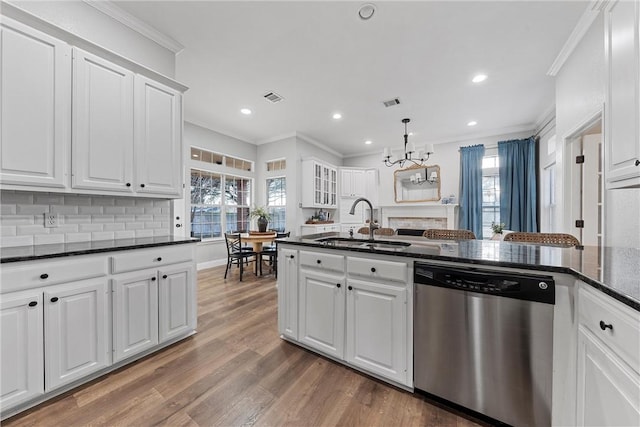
[332,113,342,120]
[365,140,372,145]
[240,108,252,115]
[472,74,487,83]
[358,3,376,20]
[467,121,478,126]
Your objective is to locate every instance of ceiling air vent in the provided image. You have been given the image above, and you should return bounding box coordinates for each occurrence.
[263,91,284,103]
[383,98,401,108]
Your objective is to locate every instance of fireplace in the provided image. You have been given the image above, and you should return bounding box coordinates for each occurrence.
[380,204,458,230]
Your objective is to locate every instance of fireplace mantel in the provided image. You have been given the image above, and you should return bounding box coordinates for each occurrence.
[379,204,459,230]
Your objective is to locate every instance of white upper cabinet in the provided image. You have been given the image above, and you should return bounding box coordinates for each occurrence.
[340,169,365,198]
[301,159,337,208]
[135,76,183,197]
[0,17,70,188]
[604,0,640,188]
[72,48,135,193]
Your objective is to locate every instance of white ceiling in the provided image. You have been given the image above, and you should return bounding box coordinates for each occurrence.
[112,1,587,157]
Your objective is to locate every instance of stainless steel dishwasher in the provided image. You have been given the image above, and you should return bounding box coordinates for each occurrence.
[414,262,555,427]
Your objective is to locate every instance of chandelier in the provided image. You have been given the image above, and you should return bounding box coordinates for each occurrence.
[409,169,439,185]
[382,118,434,167]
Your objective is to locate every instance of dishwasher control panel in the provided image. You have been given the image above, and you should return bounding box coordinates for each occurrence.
[414,263,555,304]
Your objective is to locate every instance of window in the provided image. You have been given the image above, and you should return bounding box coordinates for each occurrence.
[542,164,556,232]
[266,159,286,172]
[190,169,251,239]
[266,177,286,232]
[482,155,500,238]
[190,147,253,172]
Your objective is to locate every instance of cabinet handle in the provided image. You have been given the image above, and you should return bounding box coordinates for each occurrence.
[635,159,640,166]
[316,259,321,264]
[162,275,168,279]
[40,273,49,280]
[126,182,131,187]
[348,285,353,291]
[28,301,38,307]
[156,257,162,262]
[289,255,295,259]
[140,183,146,188]
[50,297,59,303]
[151,277,157,281]
[336,283,341,288]
[175,224,182,228]
[370,267,376,273]
[599,320,613,331]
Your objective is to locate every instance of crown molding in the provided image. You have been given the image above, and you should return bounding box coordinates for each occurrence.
[547,0,604,76]
[255,132,298,145]
[295,133,344,158]
[83,0,184,53]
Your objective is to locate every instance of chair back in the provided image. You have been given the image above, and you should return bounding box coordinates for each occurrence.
[503,232,580,246]
[224,232,242,255]
[276,231,290,239]
[423,229,477,240]
[374,228,395,236]
[356,227,370,235]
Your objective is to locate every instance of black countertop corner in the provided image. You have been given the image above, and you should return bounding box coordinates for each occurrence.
[280,233,640,312]
[1,235,200,264]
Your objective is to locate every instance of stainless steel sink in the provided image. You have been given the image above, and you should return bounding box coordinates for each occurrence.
[316,237,411,251]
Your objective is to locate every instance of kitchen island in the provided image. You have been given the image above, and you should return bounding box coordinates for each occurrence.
[276,233,640,426]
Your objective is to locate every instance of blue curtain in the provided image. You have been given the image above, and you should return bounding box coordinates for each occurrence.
[459,144,485,239]
[498,137,538,232]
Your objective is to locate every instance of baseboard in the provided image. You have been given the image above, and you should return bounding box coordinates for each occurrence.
[197,258,227,271]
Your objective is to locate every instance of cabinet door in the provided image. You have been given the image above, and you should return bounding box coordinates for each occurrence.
[329,167,338,206]
[158,263,195,343]
[340,170,354,197]
[576,327,640,426]
[314,162,322,206]
[72,48,134,192]
[0,18,69,188]
[277,248,298,339]
[112,271,158,363]
[365,169,379,206]
[44,278,110,391]
[605,0,640,188]
[0,291,44,409]
[345,278,407,384]
[135,76,183,196]
[298,269,344,359]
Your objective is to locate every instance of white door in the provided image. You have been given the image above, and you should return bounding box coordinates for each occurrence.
[135,76,183,196]
[570,133,603,247]
[0,18,70,188]
[158,264,195,343]
[277,248,298,339]
[72,48,134,192]
[345,278,407,384]
[0,291,44,409]
[112,271,159,363]
[576,327,640,426]
[298,269,345,359]
[44,278,110,391]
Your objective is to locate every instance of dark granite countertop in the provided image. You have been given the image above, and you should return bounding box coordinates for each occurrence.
[280,233,640,311]
[0,236,200,263]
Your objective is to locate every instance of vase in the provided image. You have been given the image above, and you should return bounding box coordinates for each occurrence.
[257,217,268,232]
[491,233,503,241]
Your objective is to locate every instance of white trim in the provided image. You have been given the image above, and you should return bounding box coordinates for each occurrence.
[547,1,605,76]
[295,133,344,158]
[82,0,184,53]
[255,132,298,145]
[197,258,227,271]
[535,104,556,131]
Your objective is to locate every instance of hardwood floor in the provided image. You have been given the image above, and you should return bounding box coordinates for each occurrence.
[5,265,485,427]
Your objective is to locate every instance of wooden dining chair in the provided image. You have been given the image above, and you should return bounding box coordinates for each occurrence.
[261,231,290,277]
[374,228,395,236]
[224,232,257,281]
[356,226,370,235]
[423,229,477,240]
[503,232,580,246]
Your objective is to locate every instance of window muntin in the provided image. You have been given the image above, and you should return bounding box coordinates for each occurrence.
[191,147,252,172]
[266,176,286,232]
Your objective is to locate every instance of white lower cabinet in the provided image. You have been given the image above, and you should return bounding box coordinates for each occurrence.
[44,278,110,391]
[158,264,196,343]
[298,269,345,359]
[112,271,159,363]
[277,248,298,340]
[0,291,44,408]
[345,277,407,384]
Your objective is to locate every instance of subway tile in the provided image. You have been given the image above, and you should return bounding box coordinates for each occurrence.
[79,224,103,232]
[34,234,65,245]
[65,233,92,243]
[125,223,144,230]
[144,207,163,215]
[91,215,115,223]
[34,194,64,205]
[134,199,154,207]
[1,191,33,204]
[114,230,136,239]
[64,215,91,224]
[79,206,104,215]
[50,205,79,214]
[1,225,16,236]
[50,224,79,234]
[17,225,49,235]
[103,223,125,231]
[1,235,34,247]
[135,214,154,222]
[115,215,135,223]
[0,204,17,215]
[125,206,145,215]
[1,215,35,225]
[115,198,136,207]
[17,204,49,215]
[63,195,92,206]
[91,231,114,241]
[153,229,170,236]
[104,206,126,215]
[92,196,115,206]
[134,229,154,238]
[154,214,170,222]
[145,222,162,229]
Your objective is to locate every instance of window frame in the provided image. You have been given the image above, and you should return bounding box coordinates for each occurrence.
[482,153,500,239]
[266,175,286,232]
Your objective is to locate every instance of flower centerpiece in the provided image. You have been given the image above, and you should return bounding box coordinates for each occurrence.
[248,206,271,232]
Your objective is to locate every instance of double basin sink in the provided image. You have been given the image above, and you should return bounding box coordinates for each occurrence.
[316,237,411,252]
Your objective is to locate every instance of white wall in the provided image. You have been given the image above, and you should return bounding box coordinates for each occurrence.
[555,13,640,248]
[8,0,175,77]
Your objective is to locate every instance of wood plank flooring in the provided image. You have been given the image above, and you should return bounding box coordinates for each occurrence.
[4,265,486,427]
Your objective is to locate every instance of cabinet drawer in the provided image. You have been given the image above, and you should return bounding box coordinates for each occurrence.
[579,285,640,370]
[0,256,108,293]
[299,251,344,274]
[347,257,407,284]
[111,246,193,274]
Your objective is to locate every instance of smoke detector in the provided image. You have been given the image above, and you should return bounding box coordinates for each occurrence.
[263,91,284,103]
[382,97,401,108]
[358,3,376,20]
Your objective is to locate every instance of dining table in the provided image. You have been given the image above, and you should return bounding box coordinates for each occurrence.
[240,232,277,252]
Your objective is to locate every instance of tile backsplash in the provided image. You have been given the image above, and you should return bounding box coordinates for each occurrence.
[0,191,171,247]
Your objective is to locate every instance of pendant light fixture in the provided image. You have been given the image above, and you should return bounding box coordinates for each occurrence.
[382,118,434,167]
